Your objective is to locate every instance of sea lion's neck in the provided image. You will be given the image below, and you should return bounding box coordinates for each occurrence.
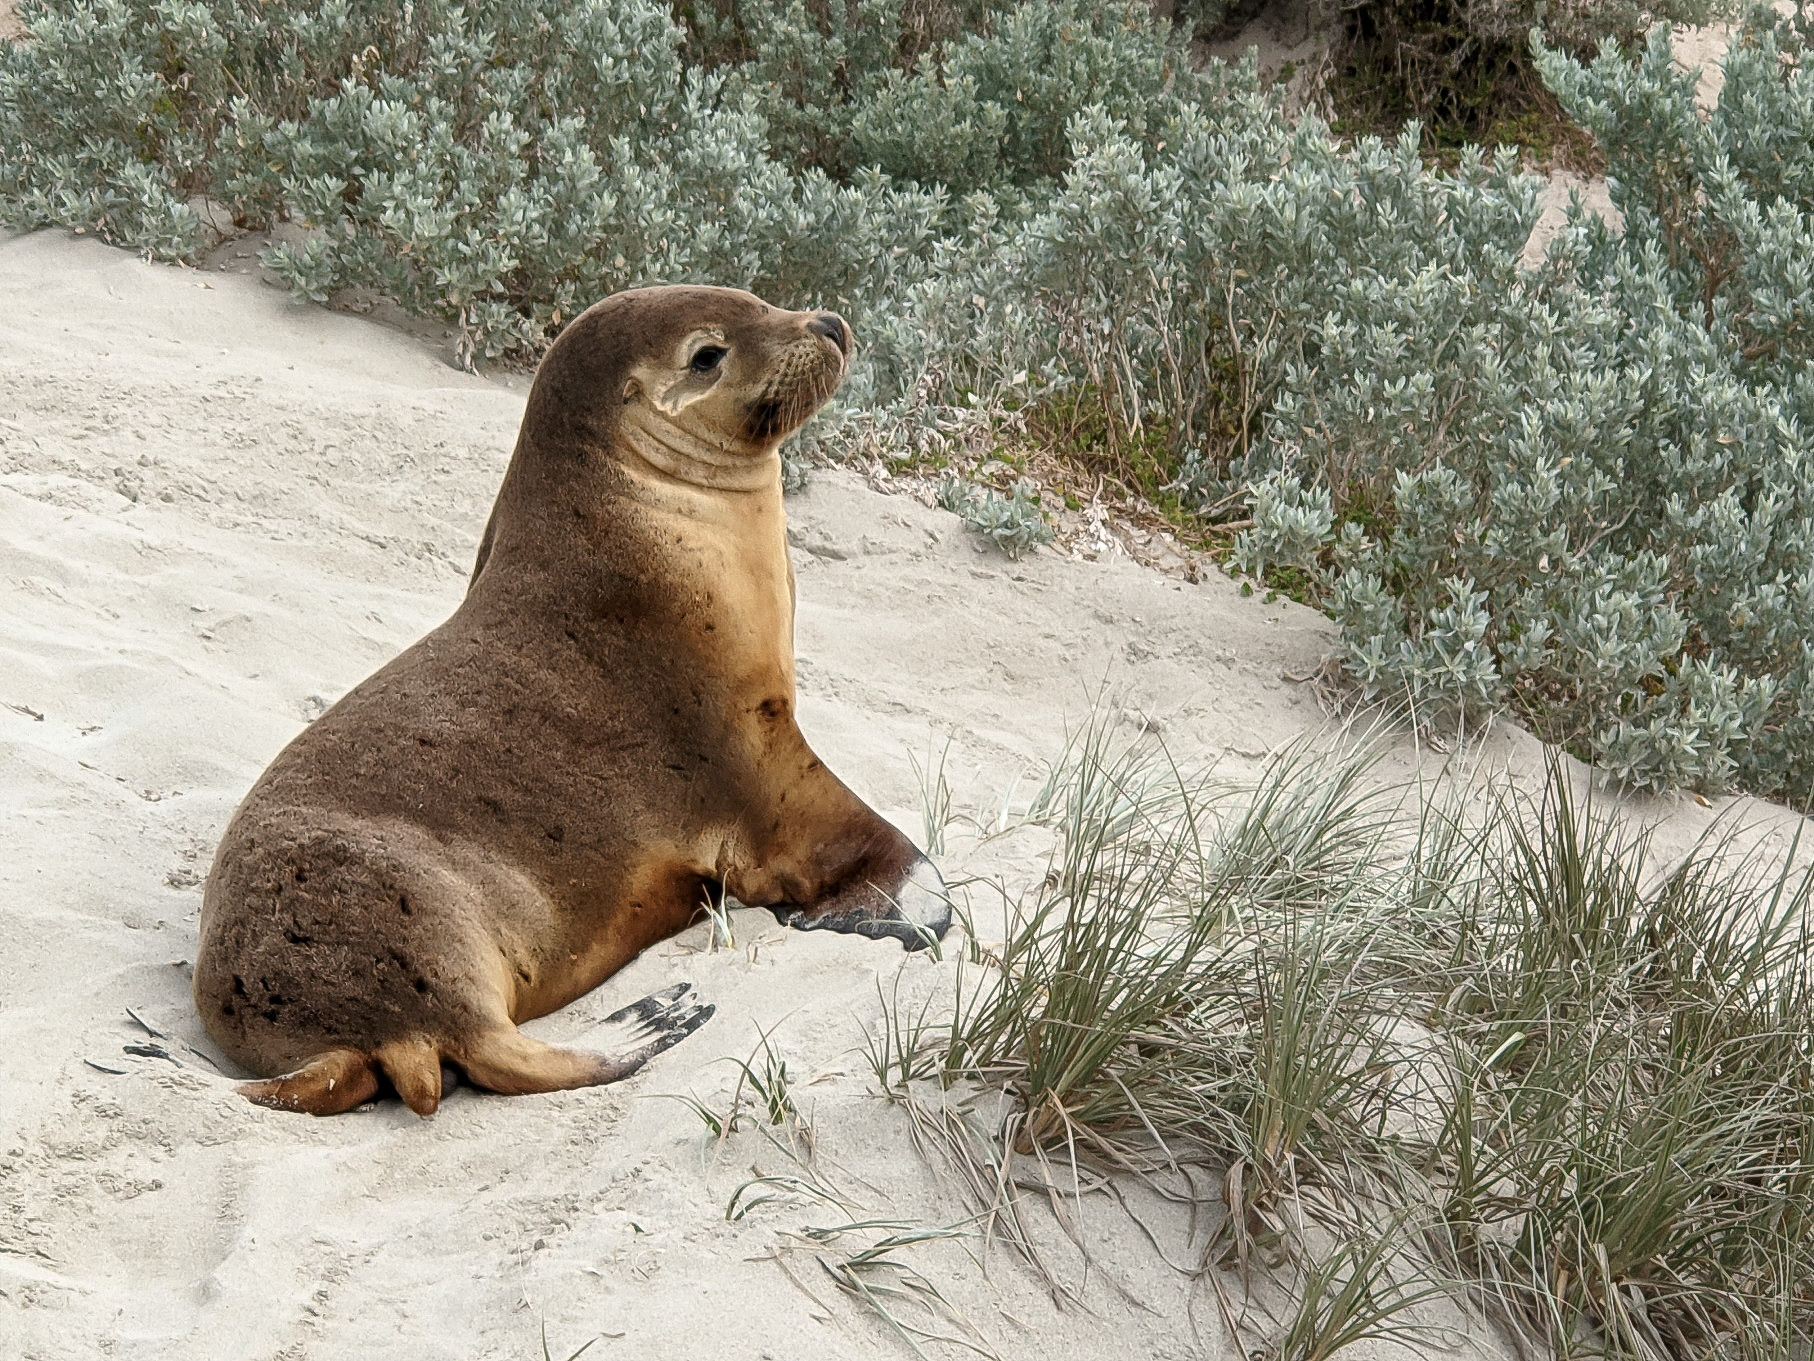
[618,406,780,493]
[607,437,797,689]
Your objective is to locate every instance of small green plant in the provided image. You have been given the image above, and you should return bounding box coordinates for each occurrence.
[699,882,737,952]
[730,1030,799,1128]
[786,1218,996,1361]
[718,1131,994,1359]
[934,475,974,514]
[725,1172,854,1223]
[908,731,960,857]
[861,968,949,1093]
[1235,1222,1451,1361]
[669,1089,738,1141]
[668,1029,803,1140]
[935,475,1054,561]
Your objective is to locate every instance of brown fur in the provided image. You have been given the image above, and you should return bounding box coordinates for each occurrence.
[195,287,948,1116]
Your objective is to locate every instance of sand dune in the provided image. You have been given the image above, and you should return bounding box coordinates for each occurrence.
[3,229,1806,1360]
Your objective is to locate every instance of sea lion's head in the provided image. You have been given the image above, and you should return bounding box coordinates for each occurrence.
[521,285,852,492]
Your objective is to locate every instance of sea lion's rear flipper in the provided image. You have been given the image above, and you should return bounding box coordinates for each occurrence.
[376,1037,448,1117]
[232,989,711,1117]
[238,1049,382,1116]
[239,1042,443,1117]
[459,983,714,1097]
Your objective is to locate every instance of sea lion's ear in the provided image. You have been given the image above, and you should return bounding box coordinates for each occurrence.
[623,376,642,403]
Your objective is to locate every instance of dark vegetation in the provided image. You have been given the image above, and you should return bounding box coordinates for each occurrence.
[3,0,1811,802]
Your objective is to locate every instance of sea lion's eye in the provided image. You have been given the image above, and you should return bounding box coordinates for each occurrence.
[689,346,727,375]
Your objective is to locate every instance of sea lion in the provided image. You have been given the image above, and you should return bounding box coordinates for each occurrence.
[194,286,951,1118]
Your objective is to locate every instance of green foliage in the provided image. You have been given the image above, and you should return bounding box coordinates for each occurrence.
[667,1029,803,1139]
[1328,0,1739,143]
[851,1,1181,194]
[683,0,931,177]
[937,474,1054,559]
[4,0,1811,798]
[0,0,952,363]
[1420,762,1814,1354]
[1239,15,1814,799]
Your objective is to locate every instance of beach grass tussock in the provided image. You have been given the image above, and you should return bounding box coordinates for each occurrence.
[884,712,1814,1357]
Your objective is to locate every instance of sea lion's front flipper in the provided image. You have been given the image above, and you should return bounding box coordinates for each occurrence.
[768,851,951,951]
[725,744,953,950]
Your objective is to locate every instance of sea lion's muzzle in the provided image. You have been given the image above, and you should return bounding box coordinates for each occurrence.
[743,323,851,444]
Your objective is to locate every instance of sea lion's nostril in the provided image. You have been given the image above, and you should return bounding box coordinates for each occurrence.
[809,313,848,354]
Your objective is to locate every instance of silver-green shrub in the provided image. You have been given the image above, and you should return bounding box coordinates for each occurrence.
[1228,15,1814,799]
[848,0,1181,194]
[5,0,1811,799]
[937,474,1054,559]
[0,0,956,362]
[965,8,1809,798]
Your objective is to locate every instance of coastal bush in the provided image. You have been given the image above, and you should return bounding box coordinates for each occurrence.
[0,0,956,361]
[936,474,1054,558]
[1233,15,1814,800]
[1328,0,1739,143]
[4,0,1811,799]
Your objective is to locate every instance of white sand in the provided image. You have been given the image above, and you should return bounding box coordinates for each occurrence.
[3,230,1807,1359]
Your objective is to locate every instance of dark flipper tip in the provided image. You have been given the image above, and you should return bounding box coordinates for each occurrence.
[601,981,692,1029]
[769,858,951,951]
[615,1000,716,1080]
